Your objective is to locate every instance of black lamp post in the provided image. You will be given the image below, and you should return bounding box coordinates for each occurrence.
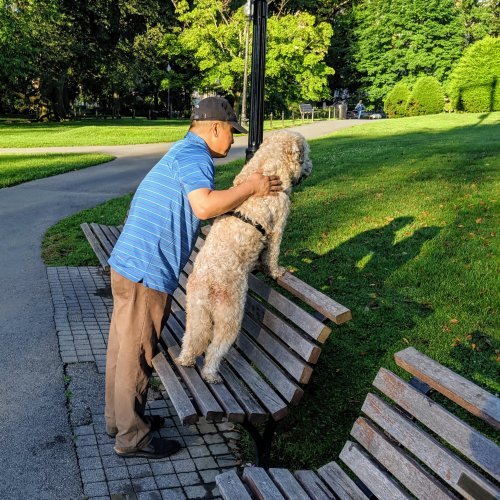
[245,0,268,162]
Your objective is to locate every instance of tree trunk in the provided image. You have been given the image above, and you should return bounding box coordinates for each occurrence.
[53,75,68,119]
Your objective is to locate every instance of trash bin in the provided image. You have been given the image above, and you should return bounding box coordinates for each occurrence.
[336,104,347,120]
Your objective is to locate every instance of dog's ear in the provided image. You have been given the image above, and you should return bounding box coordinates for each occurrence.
[289,138,304,164]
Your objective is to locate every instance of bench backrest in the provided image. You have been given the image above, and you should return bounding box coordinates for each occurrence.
[338,347,499,500]
[81,223,352,426]
[299,103,314,113]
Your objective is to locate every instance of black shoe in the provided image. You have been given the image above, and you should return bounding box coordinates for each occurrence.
[106,415,165,438]
[114,437,181,459]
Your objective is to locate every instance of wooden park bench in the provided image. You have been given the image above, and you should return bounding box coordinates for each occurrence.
[80,222,352,465]
[298,104,315,122]
[216,346,500,499]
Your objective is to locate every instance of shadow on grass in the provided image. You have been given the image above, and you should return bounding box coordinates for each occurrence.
[267,118,498,468]
[272,217,440,467]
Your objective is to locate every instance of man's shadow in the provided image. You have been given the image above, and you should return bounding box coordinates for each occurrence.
[276,216,441,464]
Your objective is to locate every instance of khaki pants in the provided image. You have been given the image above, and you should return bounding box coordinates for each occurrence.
[105,269,171,452]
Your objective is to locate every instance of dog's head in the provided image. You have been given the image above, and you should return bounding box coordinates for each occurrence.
[233,130,312,193]
[262,130,312,193]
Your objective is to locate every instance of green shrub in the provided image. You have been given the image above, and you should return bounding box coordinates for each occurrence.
[407,76,444,116]
[448,36,500,113]
[384,82,411,118]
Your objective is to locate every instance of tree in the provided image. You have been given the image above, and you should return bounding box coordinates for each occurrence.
[172,0,334,113]
[349,0,465,105]
[456,0,500,45]
[448,36,500,112]
[266,12,334,111]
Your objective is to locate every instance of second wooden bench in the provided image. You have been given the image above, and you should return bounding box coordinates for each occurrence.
[216,347,500,499]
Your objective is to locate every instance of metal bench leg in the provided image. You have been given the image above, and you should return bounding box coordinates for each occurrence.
[241,419,279,468]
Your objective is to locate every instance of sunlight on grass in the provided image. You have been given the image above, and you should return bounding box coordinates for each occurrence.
[0,153,115,187]
[0,116,315,148]
[0,118,190,147]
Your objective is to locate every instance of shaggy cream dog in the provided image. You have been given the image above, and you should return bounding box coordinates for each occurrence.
[176,130,312,383]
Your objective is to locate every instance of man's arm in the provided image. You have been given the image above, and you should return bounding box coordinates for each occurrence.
[187,172,282,220]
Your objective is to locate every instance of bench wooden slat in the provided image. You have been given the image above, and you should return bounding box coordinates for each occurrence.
[267,468,312,499]
[241,313,313,385]
[362,392,499,499]
[177,268,312,386]
[317,462,367,500]
[172,283,289,421]
[80,223,110,270]
[89,222,115,256]
[216,470,252,500]
[225,347,289,421]
[293,470,334,500]
[160,329,224,423]
[245,294,321,364]
[217,362,268,425]
[395,347,500,429]
[163,312,246,423]
[108,225,122,240]
[168,296,268,424]
[242,467,285,500]
[339,440,412,500]
[351,417,456,500]
[236,333,304,405]
[151,352,198,425]
[97,223,120,248]
[276,272,352,326]
[373,368,500,480]
[247,274,332,343]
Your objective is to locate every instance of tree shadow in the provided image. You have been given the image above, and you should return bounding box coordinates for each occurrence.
[274,217,441,467]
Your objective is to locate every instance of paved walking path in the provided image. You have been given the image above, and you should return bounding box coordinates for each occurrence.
[0,119,367,499]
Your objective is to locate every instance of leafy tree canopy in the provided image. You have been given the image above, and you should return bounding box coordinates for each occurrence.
[350,0,464,104]
[172,0,334,112]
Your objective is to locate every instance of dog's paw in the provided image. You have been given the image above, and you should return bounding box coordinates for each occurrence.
[269,266,287,279]
[175,354,196,367]
[201,368,222,384]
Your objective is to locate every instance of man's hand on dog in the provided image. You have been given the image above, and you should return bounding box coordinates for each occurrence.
[249,171,282,196]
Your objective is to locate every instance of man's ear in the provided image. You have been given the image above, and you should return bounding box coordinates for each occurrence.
[212,121,221,138]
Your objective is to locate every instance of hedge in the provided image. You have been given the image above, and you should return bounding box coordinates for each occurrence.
[384,82,411,118]
[448,36,500,113]
[407,76,444,116]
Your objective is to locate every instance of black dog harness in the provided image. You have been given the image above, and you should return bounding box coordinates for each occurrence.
[227,211,267,237]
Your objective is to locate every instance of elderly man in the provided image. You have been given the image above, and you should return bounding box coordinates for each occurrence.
[105,97,282,459]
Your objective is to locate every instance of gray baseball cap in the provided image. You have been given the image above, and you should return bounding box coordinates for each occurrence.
[191,97,248,134]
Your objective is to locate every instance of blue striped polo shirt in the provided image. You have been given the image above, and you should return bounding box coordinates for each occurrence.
[108,131,215,293]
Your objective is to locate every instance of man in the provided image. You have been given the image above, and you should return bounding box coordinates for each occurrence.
[105,96,282,459]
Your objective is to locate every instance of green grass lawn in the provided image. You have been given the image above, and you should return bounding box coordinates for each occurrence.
[0,153,115,188]
[0,116,308,148]
[0,118,191,147]
[42,111,500,468]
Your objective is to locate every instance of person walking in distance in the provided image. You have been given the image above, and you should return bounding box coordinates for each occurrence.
[354,100,365,119]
